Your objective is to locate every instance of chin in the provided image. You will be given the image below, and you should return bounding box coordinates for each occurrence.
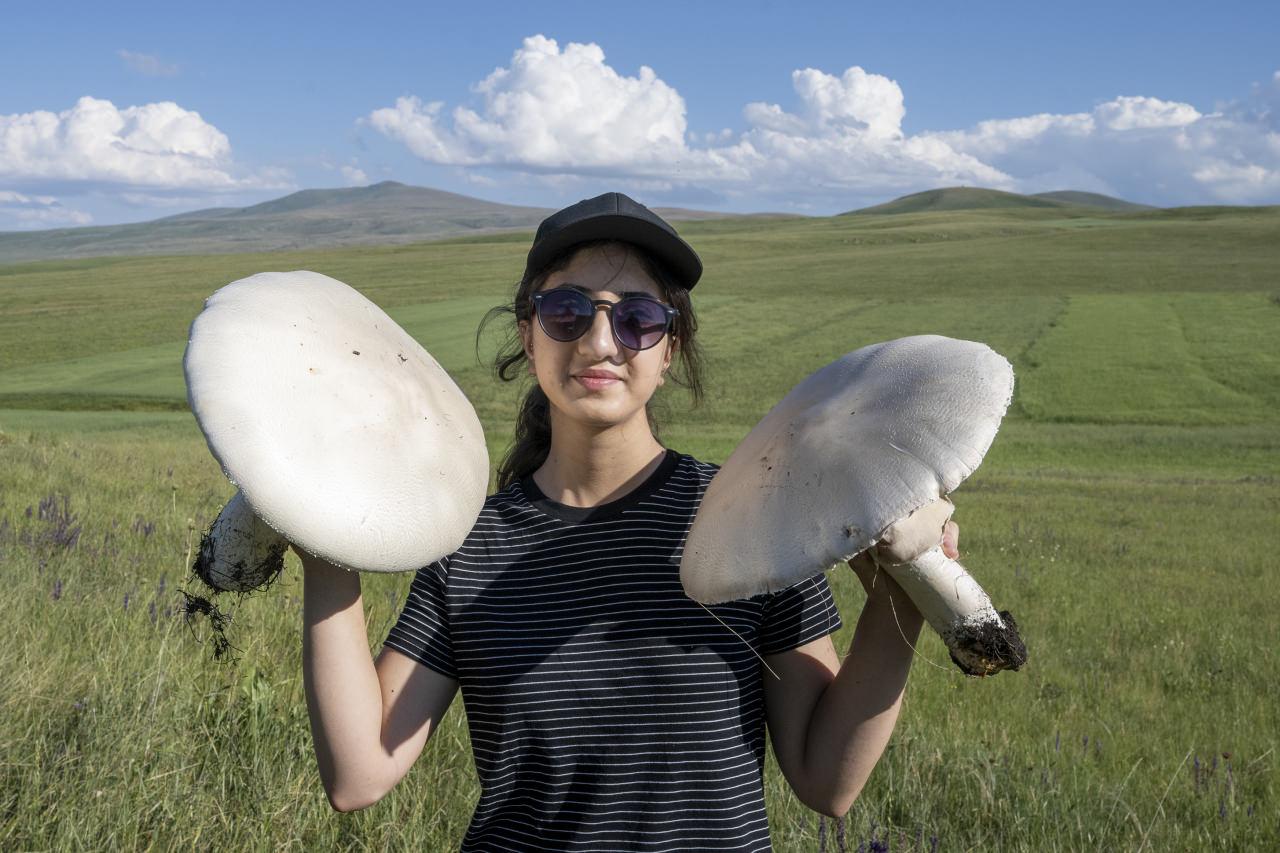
[556,393,648,430]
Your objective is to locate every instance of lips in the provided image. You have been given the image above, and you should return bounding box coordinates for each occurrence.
[573,369,622,391]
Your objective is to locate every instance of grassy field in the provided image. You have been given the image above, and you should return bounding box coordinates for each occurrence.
[2,205,1278,849]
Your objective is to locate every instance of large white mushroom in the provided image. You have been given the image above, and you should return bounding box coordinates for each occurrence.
[184,270,489,592]
[680,335,1027,676]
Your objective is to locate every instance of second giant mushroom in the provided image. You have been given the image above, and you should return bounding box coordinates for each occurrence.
[681,335,1027,676]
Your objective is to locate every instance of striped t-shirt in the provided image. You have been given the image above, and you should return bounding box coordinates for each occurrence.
[384,449,842,852]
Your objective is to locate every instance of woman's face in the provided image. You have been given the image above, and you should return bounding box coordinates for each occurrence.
[519,243,675,432]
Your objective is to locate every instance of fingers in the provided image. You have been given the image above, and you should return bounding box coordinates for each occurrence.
[941,519,960,560]
[849,515,960,596]
[847,551,878,592]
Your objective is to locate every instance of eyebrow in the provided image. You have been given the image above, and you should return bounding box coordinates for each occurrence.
[562,283,656,300]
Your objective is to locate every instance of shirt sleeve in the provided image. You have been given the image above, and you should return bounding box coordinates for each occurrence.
[759,572,843,656]
[382,557,457,679]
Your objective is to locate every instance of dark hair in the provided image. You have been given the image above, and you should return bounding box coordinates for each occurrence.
[477,240,706,491]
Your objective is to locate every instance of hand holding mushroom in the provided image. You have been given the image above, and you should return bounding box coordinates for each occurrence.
[681,335,1027,676]
[184,271,489,593]
[848,499,958,593]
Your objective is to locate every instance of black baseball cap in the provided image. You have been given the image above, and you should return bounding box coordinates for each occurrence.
[524,192,703,290]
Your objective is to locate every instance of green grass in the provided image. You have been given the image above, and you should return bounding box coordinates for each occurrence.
[2,206,1278,849]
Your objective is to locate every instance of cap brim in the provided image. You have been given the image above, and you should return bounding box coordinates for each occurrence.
[524,214,702,289]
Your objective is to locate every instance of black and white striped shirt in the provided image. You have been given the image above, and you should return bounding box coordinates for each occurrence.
[384,450,842,852]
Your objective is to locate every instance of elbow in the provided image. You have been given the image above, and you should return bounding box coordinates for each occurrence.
[323,776,392,813]
[327,791,372,813]
[808,797,855,820]
[798,780,865,819]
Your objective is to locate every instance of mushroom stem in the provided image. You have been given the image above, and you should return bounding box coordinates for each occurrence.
[192,490,289,593]
[880,545,1027,677]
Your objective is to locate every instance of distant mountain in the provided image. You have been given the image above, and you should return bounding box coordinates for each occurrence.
[844,186,1152,215]
[0,183,766,265]
[0,182,557,264]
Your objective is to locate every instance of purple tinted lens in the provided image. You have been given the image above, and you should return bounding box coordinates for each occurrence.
[537,289,593,341]
[613,298,670,350]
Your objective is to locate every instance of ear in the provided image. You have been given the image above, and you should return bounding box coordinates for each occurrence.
[518,319,534,360]
[663,336,678,372]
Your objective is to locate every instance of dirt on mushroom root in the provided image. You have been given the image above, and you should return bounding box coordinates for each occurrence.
[178,590,236,661]
[947,610,1029,677]
[191,527,286,594]
[185,526,289,661]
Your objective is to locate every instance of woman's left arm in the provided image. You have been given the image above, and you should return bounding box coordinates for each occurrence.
[762,521,958,817]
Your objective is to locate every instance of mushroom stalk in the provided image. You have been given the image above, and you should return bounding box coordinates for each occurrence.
[878,546,1026,676]
[193,490,290,593]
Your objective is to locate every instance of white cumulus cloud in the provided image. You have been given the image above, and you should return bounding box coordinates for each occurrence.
[927,90,1280,204]
[0,96,283,191]
[1094,95,1200,131]
[366,36,1002,205]
[785,66,906,139]
[735,66,1012,196]
[368,35,689,172]
[368,41,1280,208]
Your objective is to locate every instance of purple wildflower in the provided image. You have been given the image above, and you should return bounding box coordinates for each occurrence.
[33,494,81,549]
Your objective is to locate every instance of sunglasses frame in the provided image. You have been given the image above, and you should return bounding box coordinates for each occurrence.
[531,286,679,352]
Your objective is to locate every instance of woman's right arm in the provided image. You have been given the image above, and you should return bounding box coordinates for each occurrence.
[300,550,459,812]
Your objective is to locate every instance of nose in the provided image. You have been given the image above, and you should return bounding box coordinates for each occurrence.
[577,303,621,360]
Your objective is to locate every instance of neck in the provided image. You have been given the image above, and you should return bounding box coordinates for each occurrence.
[533,408,667,508]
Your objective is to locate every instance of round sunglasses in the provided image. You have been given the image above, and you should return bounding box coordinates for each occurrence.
[531,287,679,351]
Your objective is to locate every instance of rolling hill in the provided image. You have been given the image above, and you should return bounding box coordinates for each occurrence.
[0,182,556,264]
[1029,190,1153,211]
[845,186,1150,216]
[0,182,778,265]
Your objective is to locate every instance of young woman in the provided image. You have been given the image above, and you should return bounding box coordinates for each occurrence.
[300,193,958,851]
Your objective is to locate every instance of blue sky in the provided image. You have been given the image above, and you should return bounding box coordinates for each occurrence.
[3,0,1278,228]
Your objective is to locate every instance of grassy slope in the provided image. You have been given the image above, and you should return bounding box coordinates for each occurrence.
[0,182,748,265]
[1031,190,1153,211]
[1,206,1278,849]
[0,182,552,264]
[845,187,1070,215]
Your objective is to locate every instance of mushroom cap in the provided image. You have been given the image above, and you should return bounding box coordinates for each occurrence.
[681,335,1013,603]
[184,270,489,573]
